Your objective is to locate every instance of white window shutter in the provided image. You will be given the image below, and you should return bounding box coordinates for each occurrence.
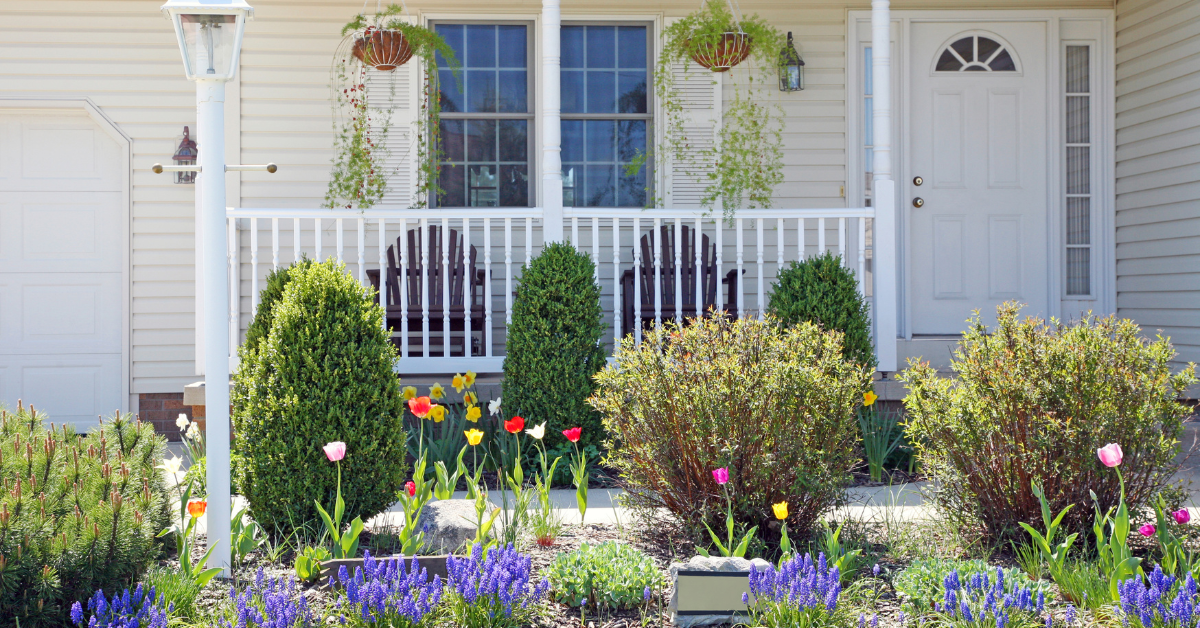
[660,19,722,209]
[365,20,421,208]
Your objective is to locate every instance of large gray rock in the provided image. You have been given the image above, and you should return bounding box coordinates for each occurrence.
[415,499,479,554]
[668,555,772,627]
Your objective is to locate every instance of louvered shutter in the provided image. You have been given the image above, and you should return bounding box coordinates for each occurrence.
[365,18,420,208]
[660,20,722,209]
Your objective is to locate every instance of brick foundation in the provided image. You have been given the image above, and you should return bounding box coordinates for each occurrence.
[138,393,193,442]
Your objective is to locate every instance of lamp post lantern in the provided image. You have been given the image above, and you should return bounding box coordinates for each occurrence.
[160,0,253,576]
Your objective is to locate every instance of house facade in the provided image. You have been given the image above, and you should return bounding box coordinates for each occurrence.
[0,0,1195,432]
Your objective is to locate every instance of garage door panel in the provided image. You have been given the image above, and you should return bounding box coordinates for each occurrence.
[0,193,123,273]
[0,273,122,355]
[0,354,121,429]
[0,114,123,193]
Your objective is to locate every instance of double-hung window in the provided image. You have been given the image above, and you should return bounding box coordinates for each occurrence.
[561,24,652,207]
[435,23,534,207]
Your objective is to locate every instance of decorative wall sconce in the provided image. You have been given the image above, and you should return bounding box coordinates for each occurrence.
[173,126,198,184]
[778,32,805,92]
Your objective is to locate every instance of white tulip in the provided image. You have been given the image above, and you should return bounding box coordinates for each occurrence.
[526,422,546,440]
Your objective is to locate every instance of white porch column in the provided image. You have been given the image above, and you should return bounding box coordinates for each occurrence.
[871,0,898,372]
[541,0,564,242]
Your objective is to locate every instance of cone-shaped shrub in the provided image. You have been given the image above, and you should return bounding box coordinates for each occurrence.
[232,258,407,535]
[767,251,875,369]
[0,403,170,626]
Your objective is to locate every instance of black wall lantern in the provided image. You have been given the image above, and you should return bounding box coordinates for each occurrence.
[778,32,804,92]
[173,126,198,184]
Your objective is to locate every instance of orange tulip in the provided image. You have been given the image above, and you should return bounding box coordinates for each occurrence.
[408,396,432,418]
[187,500,207,519]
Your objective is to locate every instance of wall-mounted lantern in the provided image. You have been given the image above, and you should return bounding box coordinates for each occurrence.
[173,126,198,184]
[778,32,805,92]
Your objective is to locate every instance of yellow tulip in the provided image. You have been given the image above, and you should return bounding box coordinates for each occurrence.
[464,371,477,387]
[466,405,481,422]
[863,391,878,406]
[430,383,445,400]
[430,404,446,422]
[402,386,417,401]
[773,501,789,520]
[465,429,484,446]
[452,374,466,394]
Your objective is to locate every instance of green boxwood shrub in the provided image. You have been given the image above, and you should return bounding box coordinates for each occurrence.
[231,258,407,535]
[242,257,313,358]
[592,315,870,547]
[0,404,170,626]
[502,242,606,452]
[902,302,1198,540]
[767,251,875,369]
[546,542,663,611]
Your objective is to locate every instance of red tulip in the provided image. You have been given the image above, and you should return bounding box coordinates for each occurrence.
[504,416,525,434]
[405,481,416,497]
[408,396,432,419]
[563,427,582,443]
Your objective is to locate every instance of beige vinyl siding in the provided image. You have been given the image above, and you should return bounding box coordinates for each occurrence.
[1114,0,1200,366]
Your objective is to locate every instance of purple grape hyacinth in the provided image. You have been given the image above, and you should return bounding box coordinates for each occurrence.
[744,553,844,627]
[1118,565,1198,628]
[71,584,172,628]
[335,551,443,626]
[216,568,313,628]
[933,567,1049,628]
[446,543,550,628]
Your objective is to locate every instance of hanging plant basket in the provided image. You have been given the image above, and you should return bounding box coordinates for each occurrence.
[688,31,753,72]
[352,28,414,71]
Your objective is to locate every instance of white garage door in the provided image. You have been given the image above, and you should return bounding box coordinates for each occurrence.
[0,110,125,428]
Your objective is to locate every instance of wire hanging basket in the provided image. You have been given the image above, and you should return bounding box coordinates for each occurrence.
[351,25,414,71]
[689,31,752,72]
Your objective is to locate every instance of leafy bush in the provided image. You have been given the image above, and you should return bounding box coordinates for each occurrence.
[502,242,606,452]
[902,302,1197,540]
[894,559,1048,613]
[592,315,870,545]
[241,257,313,358]
[546,542,662,610]
[767,251,875,369]
[232,258,408,535]
[0,404,170,626]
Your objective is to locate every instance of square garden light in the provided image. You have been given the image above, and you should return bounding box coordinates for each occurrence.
[161,0,254,81]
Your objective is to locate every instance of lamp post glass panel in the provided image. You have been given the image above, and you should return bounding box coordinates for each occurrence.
[161,0,253,577]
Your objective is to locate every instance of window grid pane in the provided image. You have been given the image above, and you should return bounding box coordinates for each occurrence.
[1064,45,1092,296]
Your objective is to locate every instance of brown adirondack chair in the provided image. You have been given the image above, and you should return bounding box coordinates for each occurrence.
[620,224,739,338]
[366,226,486,357]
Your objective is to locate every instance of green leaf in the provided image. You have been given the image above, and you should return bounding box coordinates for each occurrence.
[314,500,340,545]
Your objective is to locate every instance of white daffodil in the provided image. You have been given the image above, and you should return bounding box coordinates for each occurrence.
[488,397,502,417]
[175,413,190,429]
[526,422,546,440]
[157,455,183,477]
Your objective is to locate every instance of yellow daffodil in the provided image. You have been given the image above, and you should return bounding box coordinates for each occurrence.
[464,371,477,387]
[430,383,445,400]
[452,374,466,393]
[466,405,481,422]
[464,391,478,405]
[429,404,446,422]
[772,501,789,520]
[526,422,546,440]
[863,391,878,406]
[465,429,484,446]
[402,386,417,400]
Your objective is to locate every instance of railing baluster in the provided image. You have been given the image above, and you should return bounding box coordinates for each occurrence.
[858,217,867,297]
[838,217,846,266]
[591,217,599,285]
[504,218,513,327]
[421,219,430,359]
[571,216,579,247]
[715,220,723,316]
[293,218,300,264]
[484,217,494,357]
[336,218,344,264]
[463,217,471,358]
[653,217,662,331]
[525,217,533,268]
[442,218,451,358]
[776,218,784,280]
[399,218,409,359]
[633,217,641,345]
[357,218,365,284]
[250,217,259,314]
[694,216,702,319]
[315,218,322,262]
[228,217,238,356]
[756,218,764,318]
[271,217,279,271]
[674,218,682,324]
[378,218,388,334]
[612,217,621,349]
[736,218,744,318]
[818,217,826,257]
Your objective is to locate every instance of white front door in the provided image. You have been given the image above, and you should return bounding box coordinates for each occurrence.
[908,21,1048,334]
[0,111,125,427]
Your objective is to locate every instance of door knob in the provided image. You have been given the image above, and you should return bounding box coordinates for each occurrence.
[912,197,925,208]
[913,176,924,186]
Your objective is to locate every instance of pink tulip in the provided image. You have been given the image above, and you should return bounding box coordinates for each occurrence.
[712,468,729,485]
[1139,523,1156,537]
[323,441,347,462]
[1097,443,1123,468]
[1174,509,1191,525]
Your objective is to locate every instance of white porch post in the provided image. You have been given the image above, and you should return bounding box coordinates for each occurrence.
[541,0,564,242]
[871,0,898,372]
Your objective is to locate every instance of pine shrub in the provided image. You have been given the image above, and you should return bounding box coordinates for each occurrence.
[592,315,870,546]
[767,251,875,369]
[502,243,607,452]
[0,403,170,626]
[902,302,1198,540]
[231,258,407,535]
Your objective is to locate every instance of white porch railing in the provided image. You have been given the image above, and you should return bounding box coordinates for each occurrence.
[226,207,874,374]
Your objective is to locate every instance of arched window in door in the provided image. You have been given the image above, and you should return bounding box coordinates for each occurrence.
[935,35,1017,72]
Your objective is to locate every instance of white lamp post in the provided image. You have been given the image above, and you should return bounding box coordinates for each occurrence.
[159,0,253,576]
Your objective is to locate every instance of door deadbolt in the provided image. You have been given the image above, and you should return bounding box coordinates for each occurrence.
[913,176,924,186]
[912,197,925,208]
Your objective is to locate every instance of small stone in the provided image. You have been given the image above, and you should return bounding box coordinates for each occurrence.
[668,555,772,627]
[414,499,479,555]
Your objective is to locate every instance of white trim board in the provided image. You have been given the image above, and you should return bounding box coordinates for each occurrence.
[846,9,1115,340]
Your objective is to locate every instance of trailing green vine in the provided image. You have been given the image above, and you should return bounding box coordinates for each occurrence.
[326,6,458,209]
[654,0,785,221]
